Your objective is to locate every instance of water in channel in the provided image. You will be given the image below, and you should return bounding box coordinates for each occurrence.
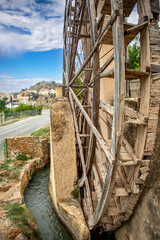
[24,164,73,240]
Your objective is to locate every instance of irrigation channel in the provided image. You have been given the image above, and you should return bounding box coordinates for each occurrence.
[24,164,73,240]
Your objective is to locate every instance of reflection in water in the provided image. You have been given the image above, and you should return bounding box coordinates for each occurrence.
[24,165,73,240]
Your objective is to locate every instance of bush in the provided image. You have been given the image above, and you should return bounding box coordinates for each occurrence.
[128,36,140,69]
[16,153,28,161]
[74,78,84,101]
[71,186,79,199]
[36,105,43,115]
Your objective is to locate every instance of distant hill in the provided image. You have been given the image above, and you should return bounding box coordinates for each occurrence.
[0,92,12,99]
[29,81,61,92]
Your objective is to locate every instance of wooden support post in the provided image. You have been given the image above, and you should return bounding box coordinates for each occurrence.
[134,1,151,159]
[110,0,125,157]
[2,111,5,125]
[85,0,100,174]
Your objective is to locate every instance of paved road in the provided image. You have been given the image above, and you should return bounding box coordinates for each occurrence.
[0,110,50,141]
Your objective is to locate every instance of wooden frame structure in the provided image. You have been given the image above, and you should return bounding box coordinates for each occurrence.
[63,0,160,231]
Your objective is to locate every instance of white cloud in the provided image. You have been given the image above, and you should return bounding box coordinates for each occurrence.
[127,4,138,24]
[0,74,14,78]
[0,0,65,55]
[127,10,138,24]
[0,75,61,93]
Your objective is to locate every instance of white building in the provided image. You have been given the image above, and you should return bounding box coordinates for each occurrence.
[6,102,20,109]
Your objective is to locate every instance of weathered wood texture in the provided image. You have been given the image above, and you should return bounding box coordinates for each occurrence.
[63,0,160,232]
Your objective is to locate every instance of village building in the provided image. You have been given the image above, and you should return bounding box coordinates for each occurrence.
[5,102,20,109]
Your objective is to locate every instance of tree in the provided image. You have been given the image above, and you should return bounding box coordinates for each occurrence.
[10,96,12,103]
[37,105,43,115]
[3,97,8,102]
[128,37,140,70]
[0,99,5,112]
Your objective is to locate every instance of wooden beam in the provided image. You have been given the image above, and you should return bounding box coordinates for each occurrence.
[69,92,94,216]
[100,68,114,78]
[69,0,86,81]
[88,163,113,229]
[122,137,140,164]
[111,0,125,157]
[69,87,114,163]
[85,0,100,176]
[80,34,91,38]
[125,21,148,46]
[83,68,93,71]
[92,164,102,199]
[100,100,114,115]
[100,54,114,73]
[69,10,119,86]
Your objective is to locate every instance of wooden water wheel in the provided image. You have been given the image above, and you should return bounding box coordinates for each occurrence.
[63,0,160,231]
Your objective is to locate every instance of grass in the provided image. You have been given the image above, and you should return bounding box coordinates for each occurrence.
[0,158,23,180]
[0,159,14,172]
[0,162,11,171]
[0,177,4,181]
[4,203,42,239]
[42,105,50,109]
[5,203,27,227]
[31,128,49,137]
[31,124,50,141]
[6,159,13,164]
[10,170,20,179]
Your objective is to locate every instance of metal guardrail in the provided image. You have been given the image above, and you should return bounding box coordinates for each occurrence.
[0,110,38,126]
[0,139,4,161]
[0,115,2,125]
[5,109,38,121]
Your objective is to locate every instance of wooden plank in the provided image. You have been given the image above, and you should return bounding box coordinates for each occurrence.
[117,166,132,193]
[100,101,147,125]
[125,21,148,46]
[151,64,160,73]
[122,137,140,164]
[125,118,147,125]
[101,0,136,17]
[100,68,149,80]
[115,187,128,197]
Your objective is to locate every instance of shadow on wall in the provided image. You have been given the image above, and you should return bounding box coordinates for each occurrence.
[115,107,160,240]
[91,229,115,240]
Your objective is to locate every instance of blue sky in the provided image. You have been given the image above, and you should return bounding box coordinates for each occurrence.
[0,0,65,93]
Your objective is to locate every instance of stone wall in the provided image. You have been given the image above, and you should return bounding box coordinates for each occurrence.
[6,136,49,161]
[55,87,63,97]
[115,108,160,240]
[49,98,90,240]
